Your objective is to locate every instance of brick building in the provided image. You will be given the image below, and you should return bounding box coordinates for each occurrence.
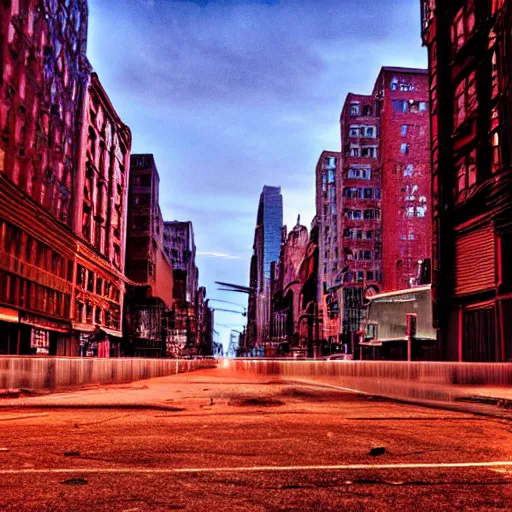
[270,219,309,355]
[72,73,132,356]
[0,1,131,357]
[336,68,431,354]
[338,93,382,349]
[421,0,511,361]
[124,154,174,357]
[315,151,342,345]
[373,67,431,292]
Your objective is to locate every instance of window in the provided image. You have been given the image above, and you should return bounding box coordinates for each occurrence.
[454,71,477,128]
[419,102,428,112]
[349,126,360,138]
[455,149,477,201]
[451,3,475,55]
[325,156,337,168]
[343,229,351,238]
[407,207,415,217]
[365,231,373,240]
[328,169,336,183]
[347,167,371,180]
[400,82,415,92]
[363,210,375,220]
[375,188,381,199]
[367,271,375,281]
[356,230,363,240]
[364,126,376,138]
[401,125,408,137]
[347,210,362,220]
[363,188,373,199]
[356,271,364,283]
[361,146,377,159]
[363,105,373,116]
[416,206,427,218]
[350,145,360,157]
[350,103,360,116]
[400,143,409,155]
[491,131,501,173]
[343,187,362,199]
[393,100,409,113]
[391,77,398,91]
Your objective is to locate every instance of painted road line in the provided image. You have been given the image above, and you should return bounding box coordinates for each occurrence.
[1,461,512,474]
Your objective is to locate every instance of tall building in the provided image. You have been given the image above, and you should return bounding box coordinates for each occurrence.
[421,0,511,361]
[247,186,283,349]
[0,1,131,356]
[315,151,342,345]
[373,67,431,292]
[124,154,174,357]
[163,221,199,355]
[72,73,132,356]
[339,93,382,348]
[163,221,198,304]
[337,68,431,353]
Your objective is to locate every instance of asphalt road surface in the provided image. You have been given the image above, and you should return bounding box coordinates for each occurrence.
[1,366,512,511]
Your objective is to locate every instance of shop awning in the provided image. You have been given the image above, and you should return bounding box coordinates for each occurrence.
[101,327,123,338]
[0,307,19,323]
[71,322,96,333]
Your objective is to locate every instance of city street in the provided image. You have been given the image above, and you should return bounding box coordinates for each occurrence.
[0,367,512,511]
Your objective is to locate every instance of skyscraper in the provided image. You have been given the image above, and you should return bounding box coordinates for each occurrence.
[248,186,283,350]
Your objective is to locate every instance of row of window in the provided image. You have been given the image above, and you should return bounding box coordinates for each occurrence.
[346,250,380,262]
[405,206,428,218]
[1,220,73,282]
[392,100,428,114]
[346,270,382,284]
[0,271,71,319]
[401,124,427,138]
[346,167,372,180]
[343,229,381,241]
[349,125,377,138]
[349,103,374,117]
[390,77,416,92]
[349,145,378,159]
[76,265,121,303]
[343,187,381,200]
[76,301,121,330]
[345,209,381,221]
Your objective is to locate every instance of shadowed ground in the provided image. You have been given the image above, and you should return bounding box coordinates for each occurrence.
[0,366,511,511]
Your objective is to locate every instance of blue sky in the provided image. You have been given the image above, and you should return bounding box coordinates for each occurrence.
[87,0,427,349]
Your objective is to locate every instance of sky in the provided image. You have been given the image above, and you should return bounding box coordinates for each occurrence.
[87,0,428,349]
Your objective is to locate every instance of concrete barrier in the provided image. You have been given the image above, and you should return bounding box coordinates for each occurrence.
[0,357,217,392]
[227,359,512,403]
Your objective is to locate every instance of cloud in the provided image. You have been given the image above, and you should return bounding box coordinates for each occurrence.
[87,0,427,347]
[197,251,243,259]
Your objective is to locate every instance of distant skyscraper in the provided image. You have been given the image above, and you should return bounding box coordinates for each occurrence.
[248,186,283,349]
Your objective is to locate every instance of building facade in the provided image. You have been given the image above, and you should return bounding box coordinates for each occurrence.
[162,220,199,355]
[124,154,174,357]
[315,151,342,344]
[270,220,309,354]
[421,0,511,361]
[0,1,131,357]
[373,67,431,292]
[247,185,283,349]
[339,93,382,350]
